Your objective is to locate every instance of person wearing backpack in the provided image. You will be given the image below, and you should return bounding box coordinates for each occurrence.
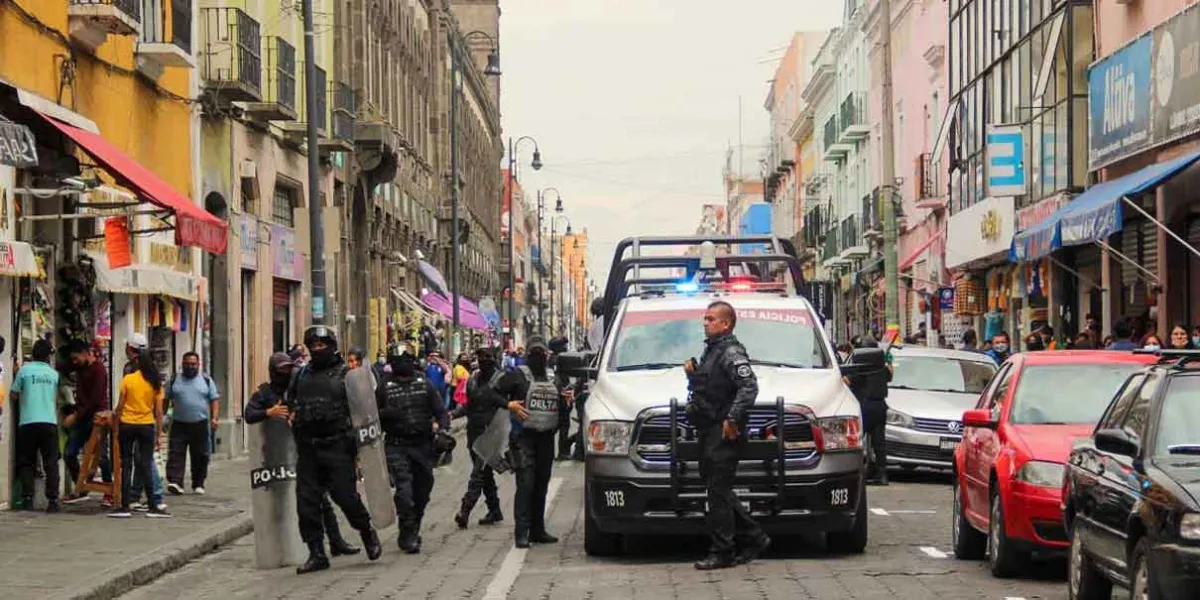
[453,346,511,529]
[165,352,219,495]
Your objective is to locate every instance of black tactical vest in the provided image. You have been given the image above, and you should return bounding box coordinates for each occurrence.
[519,366,559,432]
[291,362,352,440]
[381,375,433,438]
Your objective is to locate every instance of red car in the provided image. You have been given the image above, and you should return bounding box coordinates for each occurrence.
[951,350,1158,577]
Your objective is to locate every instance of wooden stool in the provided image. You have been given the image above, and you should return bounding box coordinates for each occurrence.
[74,412,122,506]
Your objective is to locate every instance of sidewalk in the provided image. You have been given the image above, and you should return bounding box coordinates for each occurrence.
[0,455,252,600]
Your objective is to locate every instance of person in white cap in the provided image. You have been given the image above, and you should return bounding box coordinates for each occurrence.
[123,333,149,376]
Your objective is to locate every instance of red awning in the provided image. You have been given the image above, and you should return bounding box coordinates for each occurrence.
[898,230,944,271]
[38,113,228,255]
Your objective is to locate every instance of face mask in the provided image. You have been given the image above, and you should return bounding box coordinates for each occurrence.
[526,352,547,371]
[270,371,291,389]
[1192,336,1200,347]
[182,366,199,378]
[993,343,1009,354]
[1144,344,1161,352]
[479,357,496,372]
[377,357,386,365]
[310,346,336,368]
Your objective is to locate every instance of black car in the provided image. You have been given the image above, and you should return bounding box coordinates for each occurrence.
[1061,350,1200,600]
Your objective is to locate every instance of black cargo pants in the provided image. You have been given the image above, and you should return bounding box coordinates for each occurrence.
[698,423,763,559]
[385,438,435,534]
[295,435,373,545]
[460,428,501,516]
[510,429,556,537]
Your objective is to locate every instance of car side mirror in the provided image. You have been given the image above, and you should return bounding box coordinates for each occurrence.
[1095,428,1140,457]
[555,351,596,379]
[962,408,997,430]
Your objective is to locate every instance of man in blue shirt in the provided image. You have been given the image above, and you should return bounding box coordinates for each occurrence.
[165,352,220,495]
[425,351,450,408]
[1108,319,1139,351]
[12,339,61,512]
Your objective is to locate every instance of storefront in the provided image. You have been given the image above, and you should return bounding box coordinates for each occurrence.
[946,196,1017,343]
[270,224,303,353]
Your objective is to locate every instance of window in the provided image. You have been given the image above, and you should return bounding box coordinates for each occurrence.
[272,185,296,227]
[1121,374,1159,438]
[1153,376,1200,455]
[890,355,997,394]
[978,363,1012,409]
[1010,364,1148,425]
[1097,375,1145,430]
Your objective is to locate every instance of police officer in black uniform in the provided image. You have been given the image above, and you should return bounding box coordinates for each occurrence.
[505,337,573,548]
[376,349,447,554]
[454,346,507,528]
[685,301,770,570]
[548,337,575,461]
[287,326,382,574]
[850,335,891,486]
[245,352,361,559]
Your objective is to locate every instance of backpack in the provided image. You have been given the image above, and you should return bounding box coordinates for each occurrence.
[165,372,216,415]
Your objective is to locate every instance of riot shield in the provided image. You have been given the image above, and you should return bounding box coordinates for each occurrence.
[248,415,305,569]
[345,367,395,529]
[471,409,512,473]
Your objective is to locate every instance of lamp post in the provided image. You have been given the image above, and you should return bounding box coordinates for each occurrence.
[550,214,571,338]
[448,29,500,355]
[506,137,541,350]
[537,188,561,338]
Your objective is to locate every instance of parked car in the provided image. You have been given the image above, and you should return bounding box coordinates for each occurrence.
[885,347,997,470]
[951,350,1159,577]
[1062,351,1200,600]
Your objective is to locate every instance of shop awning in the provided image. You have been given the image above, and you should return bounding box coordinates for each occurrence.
[420,291,489,331]
[899,231,944,271]
[85,251,199,301]
[0,240,41,278]
[37,113,228,255]
[1011,148,1200,261]
[417,260,450,297]
[390,288,427,316]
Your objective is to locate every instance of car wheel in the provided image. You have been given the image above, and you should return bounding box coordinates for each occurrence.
[583,489,622,557]
[951,477,986,560]
[987,492,1026,578]
[827,484,868,554]
[1067,522,1111,600]
[1130,537,1158,600]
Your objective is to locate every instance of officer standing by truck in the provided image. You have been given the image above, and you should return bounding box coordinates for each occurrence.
[376,349,447,554]
[454,346,508,528]
[287,326,382,574]
[684,301,770,571]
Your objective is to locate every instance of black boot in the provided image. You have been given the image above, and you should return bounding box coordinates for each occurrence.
[694,553,736,570]
[296,541,331,574]
[514,529,530,549]
[454,510,469,529]
[530,530,558,544]
[328,527,361,557]
[361,528,382,561]
[479,510,504,526]
[398,527,421,554]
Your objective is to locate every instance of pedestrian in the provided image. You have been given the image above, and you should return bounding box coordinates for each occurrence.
[985,331,1012,364]
[1023,332,1046,352]
[1192,325,1200,349]
[287,325,381,574]
[1038,325,1057,349]
[110,346,169,518]
[345,347,365,370]
[548,337,574,461]
[1169,324,1194,350]
[63,340,112,503]
[123,333,165,512]
[1073,332,1095,349]
[377,349,447,553]
[245,352,361,558]
[12,339,62,512]
[1107,319,1138,350]
[960,329,981,352]
[1141,333,1164,351]
[164,352,219,496]
[424,351,451,409]
[454,347,508,529]
[288,344,309,367]
[683,302,769,570]
[850,335,890,487]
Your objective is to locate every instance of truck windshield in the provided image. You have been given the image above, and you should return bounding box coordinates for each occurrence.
[607,307,831,371]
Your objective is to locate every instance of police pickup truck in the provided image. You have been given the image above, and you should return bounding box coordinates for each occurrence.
[558,236,871,557]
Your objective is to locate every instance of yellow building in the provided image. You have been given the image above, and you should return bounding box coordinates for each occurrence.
[561,228,590,344]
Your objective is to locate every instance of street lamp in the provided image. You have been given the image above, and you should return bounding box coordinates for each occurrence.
[449,28,500,355]
[537,187,562,338]
[506,136,540,350]
[550,213,571,338]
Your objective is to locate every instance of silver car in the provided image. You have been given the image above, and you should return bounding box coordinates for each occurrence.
[883,347,997,469]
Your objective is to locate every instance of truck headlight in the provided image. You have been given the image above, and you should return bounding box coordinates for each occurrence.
[1015,460,1065,488]
[816,415,861,451]
[886,409,913,428]
[1181,514,1200,541]
[587,421,633,455]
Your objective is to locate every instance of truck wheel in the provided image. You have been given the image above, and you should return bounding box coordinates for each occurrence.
[584,492,622,557]
[952,477,986,560]
[827,484,867,554]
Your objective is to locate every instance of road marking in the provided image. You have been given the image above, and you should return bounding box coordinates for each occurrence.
[1005,597,1027,600]
[919,546,948,559]
[482,477,564,600]
[889,509,937,515]
[870,507,889,515]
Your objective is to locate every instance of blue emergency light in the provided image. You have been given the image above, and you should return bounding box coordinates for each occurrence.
[675,281,699,293]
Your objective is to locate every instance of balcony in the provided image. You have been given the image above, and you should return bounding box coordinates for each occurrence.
[279,64,328,144]
[838,92,869,143]
[861,192,882,239]
[199,7,261,102]
[136,0,193,72]
[914,152,945,210]
[322,81,356,154]
[839,215,870,260]
[244,36,297,122]
[801,206,823,258]
[822,227,845,268]
[69,0,141,50]
[823,114,851,162]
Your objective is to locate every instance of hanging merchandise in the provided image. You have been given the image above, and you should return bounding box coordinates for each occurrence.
[104,217,132,269]
[953,276,984,316]
[55,256,98,361]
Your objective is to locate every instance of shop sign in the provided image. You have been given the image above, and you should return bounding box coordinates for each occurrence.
[1089,35,1153,170]
[946,196,1016,269]
[1152,4,1200,153]
[0,122,38,168]
[985,124,1026,197]
[937,287,955,311]
[1016,193,1068,231]
[269,224,302,281]
[239,215,258,270]
[0,164,15,236]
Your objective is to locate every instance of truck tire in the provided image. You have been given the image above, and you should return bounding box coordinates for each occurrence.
[584,490,622,557]
[827,484,867,554]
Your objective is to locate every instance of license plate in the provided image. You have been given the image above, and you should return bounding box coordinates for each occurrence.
[939,437,959,452]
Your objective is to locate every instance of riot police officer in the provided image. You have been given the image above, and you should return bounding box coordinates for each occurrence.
[684,301,770,570]
[454,346,509,528]
[376,349,447,554]
[287,326,382,574]
[850,335,891,486]
[505,337,573,548]
[244,352,361,559]
[548,337,574,460]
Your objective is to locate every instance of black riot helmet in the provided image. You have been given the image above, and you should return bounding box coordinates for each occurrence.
[590,298,603,317]
[302,325,338,350]
[548,336,569,354]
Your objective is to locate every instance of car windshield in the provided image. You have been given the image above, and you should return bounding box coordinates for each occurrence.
[1154,376,1200,455]
[607,306,831,371]
[1009,364,1145,425]
[889,355,996,394]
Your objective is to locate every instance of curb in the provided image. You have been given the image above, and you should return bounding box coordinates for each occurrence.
[52,512,254,600]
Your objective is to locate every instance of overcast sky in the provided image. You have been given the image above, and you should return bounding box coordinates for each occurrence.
[500,0,843,288]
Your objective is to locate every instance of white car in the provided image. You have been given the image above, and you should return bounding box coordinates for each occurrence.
[883,347,997,469]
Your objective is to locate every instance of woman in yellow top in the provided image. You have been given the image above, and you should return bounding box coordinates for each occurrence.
[110,352,169,518]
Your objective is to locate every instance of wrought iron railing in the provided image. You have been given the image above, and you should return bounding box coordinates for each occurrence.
[840,215,859,251]
[331,81,355,141]
[861,192,881,233]
[263,36,296,111]
[72,0,142,22]
[138,0,189,52]
[840,92,865,130]
[199,7,261,95]
[822,227,839,261]
[823,115,838,151]
[916,152,939,199]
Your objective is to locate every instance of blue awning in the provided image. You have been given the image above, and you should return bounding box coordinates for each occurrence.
[1011,148,1200,261]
